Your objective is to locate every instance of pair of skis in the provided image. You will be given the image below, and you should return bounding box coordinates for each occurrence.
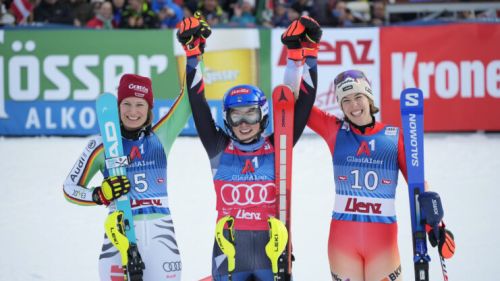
[214,85,295,281]
[401,88,450,281]
[96,93,145,281]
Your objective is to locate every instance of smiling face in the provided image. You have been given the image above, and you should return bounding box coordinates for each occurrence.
[229,106,262,143]
[119,97,149,131]
[340,93,373,126]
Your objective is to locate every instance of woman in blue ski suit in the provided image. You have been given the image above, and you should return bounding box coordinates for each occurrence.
[176,16,322,281]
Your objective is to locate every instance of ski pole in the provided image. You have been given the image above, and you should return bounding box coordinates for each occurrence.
[105,211,131,281]
[265,217,289,281]
[215,216,236,281]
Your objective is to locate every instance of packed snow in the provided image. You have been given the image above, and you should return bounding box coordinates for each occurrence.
[0,132,498,280]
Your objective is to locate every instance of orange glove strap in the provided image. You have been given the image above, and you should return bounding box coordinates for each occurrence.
[287,48,303,61]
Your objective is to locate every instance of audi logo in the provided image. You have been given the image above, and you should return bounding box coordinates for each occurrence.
[220,183,276,206]
[162,261,182,272]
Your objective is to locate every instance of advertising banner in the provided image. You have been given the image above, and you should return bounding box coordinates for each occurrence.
[0,29,191,135]
[271,28,381,120]
[380,23,500,131]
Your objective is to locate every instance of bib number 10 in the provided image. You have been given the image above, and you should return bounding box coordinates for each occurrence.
[351,169,378,191]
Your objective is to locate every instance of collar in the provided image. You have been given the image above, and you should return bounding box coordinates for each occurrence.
[233,136,265,152]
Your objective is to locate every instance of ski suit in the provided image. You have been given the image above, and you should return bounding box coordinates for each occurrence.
[185,55,317,281]
[63,91,191,281]
[308,110,408,281]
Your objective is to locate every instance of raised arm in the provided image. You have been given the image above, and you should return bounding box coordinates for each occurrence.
[281,16,323,145]
[153,81,192,157]
[176,17,229,158]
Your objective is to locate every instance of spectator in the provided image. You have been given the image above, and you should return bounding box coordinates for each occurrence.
[198,0,228,26]
[120,0,160,28]
[370,0,385,26]
[271,2,292,28]
[181,4,193,18]
[34,0,74,25]
[324,0,356,27]
[229,0,256,27]
[71,0,93,27]
[290,0,316,18]
[150,0,183,28]
[111,0,126,26]
[1,0,15,26]
[87,1,117,28]
[287,4,300,22]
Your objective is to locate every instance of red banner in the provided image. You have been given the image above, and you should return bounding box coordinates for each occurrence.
[380,23,500,131]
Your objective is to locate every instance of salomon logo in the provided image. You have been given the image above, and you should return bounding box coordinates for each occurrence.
[405,92,419,106]
[408,114,419,167]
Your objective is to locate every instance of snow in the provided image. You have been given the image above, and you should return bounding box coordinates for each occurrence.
[1,133,499,281]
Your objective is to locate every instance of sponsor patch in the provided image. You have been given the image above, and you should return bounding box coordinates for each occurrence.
[385,126,398,136]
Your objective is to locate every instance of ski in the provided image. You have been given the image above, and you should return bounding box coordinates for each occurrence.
[272,84,295,280]
[96,92,144,281]
[400,88,430,281]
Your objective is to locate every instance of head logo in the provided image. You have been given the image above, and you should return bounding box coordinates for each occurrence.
[230,88,250,96]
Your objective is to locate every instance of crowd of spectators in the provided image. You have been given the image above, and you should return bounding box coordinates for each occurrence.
[0,0,498,28]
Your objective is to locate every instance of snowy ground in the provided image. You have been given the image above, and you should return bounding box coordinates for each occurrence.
[0,133,499,281]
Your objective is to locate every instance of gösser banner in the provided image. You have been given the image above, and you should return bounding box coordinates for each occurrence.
[380,23,500,131]
[1,23,499,136]
[0,29,187,135]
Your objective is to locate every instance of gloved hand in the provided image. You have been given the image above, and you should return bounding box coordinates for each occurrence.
[426,223,456,259]
[418,191,455,259]
[92,175,131,206]
[299,16,322,57]
[282,16,322,60]
[177,16,211,57]
[281,19,305,60]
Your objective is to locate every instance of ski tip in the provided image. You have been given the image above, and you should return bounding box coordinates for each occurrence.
[400,88,424,110]
[272,84,294,102]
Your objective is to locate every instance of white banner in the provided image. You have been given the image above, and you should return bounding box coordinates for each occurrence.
[271,28,381,121]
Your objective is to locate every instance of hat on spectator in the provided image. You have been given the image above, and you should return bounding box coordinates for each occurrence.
[118,74,154,108]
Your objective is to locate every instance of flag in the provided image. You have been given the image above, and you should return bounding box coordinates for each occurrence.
[10,0,33,24]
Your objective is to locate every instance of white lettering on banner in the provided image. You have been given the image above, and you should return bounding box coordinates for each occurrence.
[391,52,500,99]
[1,51,167,103]
[44,55,70,100]
[46,107,56,129]
[104,55,134,94]
[73,55,100,100]
[61,107,76,129]
[9,55,40,101]
[138,55,168,78]
[205,68,239,84]
[26,108,41,129]
[25,106,96,130]
[80,107,95,129]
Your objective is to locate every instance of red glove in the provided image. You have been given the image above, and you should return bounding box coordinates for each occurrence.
[299,16,322,57]
[177,17,211,56]
[281,16,322,60]
[281,19,305,60]
[425,223,456,259]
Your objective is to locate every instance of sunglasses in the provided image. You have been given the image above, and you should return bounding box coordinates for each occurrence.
[228,106,261,127]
